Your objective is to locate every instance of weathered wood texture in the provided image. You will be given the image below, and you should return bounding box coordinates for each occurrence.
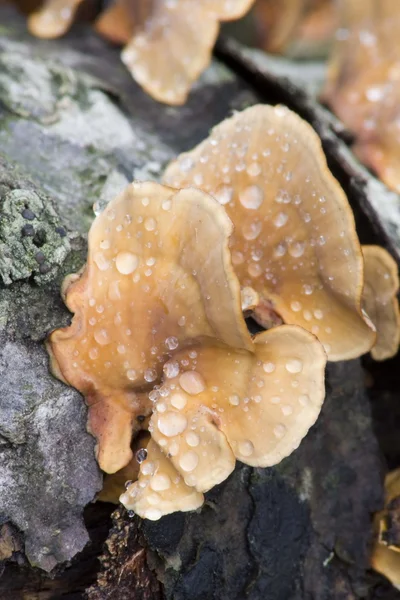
[0,7,398,600]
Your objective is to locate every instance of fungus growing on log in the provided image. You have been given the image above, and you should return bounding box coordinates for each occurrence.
[362,245,400,361]
[48,180,327,520]
[121,325,326,520]
[163,104,376,361]
[371,468,400,589]
[27,0,255,104]
[47,181,251,474]
[323,0,400,192]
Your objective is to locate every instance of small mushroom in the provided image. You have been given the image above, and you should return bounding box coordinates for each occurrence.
[163,104,376,361]
[322,1,400,192]
[123,323,326,517]
[371,468,400,590]
[362,245,400,361]
[47,181,251,473]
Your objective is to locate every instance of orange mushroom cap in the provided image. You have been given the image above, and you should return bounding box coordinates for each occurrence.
[163,104,376,361]
[47,181,252,474]
[322,0,400,192]
[122,324,326,518]
[362,245,400,361]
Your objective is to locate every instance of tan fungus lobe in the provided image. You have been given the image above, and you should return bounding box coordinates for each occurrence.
[120,439,204,521]
[47,181,251,474]
[28,0,255,104]
[163,104,376,361]
[28,0,85,38]
[323,0,400,193]
[371,468,400,590]
[362,245,400,361]
[253,0,336,58]
[122,324,326,518]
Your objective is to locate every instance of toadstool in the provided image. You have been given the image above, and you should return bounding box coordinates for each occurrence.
[163,104,376,361]
[47,181,252,474]
[322,0,400,192]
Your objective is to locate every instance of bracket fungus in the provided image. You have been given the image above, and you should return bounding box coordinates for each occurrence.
[362,245,400,361]
[27,0,255,104]
[323,0,400,192]
[163,104,376,361]
[371,468,400,590]
[48,180,327,520]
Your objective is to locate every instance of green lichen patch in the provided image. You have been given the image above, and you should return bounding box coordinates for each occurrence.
[0,187,70,286]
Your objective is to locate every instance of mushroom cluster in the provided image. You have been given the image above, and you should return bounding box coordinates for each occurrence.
[322,0,400,192]
[48,180,327,520]
[25,0,255,104]
[163,104,384,361]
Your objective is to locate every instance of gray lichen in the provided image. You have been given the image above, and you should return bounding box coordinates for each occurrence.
[0,184,70,285]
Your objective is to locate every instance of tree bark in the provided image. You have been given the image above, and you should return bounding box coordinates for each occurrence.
[0,6,399,599]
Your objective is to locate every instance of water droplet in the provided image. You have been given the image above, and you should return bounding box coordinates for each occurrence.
[282,405,293,416]
[151,473,171,491]
[136,448,148,463]
[179,371,205,395]
[274,423,286,438]
[127,369,137,381]
[242,220,262,240]
[163,360,180,379]
[144,368,157,383]
[116,252,139,275]
[144,217,157,231]
[94,329,110,346]
[89,348,98,360]
[162,199,172,211]
[299,394,310,406]
[186,432,200,447]
[271,396,281,404]
[286,359,303,373]
[239,185,264,209]
[232,250,245,264]
[274,243,286,257]
[179,451,199,472]
[179,156,194,172]
[94,252,110,271]
[170,392,187,410]
[238,440,254,457]
[158,411,188,437]
[290,301,302,312]
[314,309,323,320]
[215,185,233,205]
[273,212,288,228]
[289,242,305,258]
[248,263,262,278]
[247,162,261,177]
[165,336,179,350]
[229,394,240,406]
